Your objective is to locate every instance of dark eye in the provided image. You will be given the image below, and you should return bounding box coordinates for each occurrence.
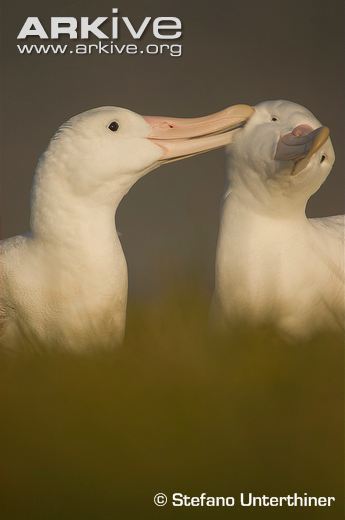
[320,154,326,164]
[271,116,278,122]
[108,121,119,132]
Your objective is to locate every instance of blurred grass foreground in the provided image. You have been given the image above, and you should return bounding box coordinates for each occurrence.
[0,287,344,520]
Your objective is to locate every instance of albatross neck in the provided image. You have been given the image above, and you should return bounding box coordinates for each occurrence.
[29,166,130,254]
[226,166,309,220]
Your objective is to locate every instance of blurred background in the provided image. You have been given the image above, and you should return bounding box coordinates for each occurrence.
[1,0,344,301]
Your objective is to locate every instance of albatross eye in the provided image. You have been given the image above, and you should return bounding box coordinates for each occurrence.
[271,116,278,122]
[108,121,119,132]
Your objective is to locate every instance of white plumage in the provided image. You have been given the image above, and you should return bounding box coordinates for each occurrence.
[0,104,251,349]
[213,100,344,337]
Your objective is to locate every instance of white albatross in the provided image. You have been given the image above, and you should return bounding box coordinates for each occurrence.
[213,100,344,337]
[0,104,253,349]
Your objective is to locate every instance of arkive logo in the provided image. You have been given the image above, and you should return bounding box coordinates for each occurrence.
[16,8,183,57]
[17,8,182,40]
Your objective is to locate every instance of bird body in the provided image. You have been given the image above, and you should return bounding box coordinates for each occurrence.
[1,212,128,349]
[214,100,344,336]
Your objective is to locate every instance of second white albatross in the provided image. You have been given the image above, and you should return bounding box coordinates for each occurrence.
[213,100,344,337]
[0,104,253,349]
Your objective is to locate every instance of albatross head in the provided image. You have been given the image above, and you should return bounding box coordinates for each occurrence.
[42,105,253,204]
[227,100,335,208]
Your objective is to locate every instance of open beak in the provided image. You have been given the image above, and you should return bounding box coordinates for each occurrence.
[144,105,254,163]
[274,124,330,175]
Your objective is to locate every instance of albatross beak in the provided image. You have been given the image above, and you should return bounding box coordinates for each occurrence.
[274,125,330,175]
[144,105,254,162]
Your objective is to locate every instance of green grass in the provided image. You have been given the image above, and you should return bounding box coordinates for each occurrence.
[0,289,343,519]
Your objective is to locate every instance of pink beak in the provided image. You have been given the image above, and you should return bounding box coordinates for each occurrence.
[143,104,254,162]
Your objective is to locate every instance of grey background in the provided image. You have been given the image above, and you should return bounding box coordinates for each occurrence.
[1,0,344,299]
